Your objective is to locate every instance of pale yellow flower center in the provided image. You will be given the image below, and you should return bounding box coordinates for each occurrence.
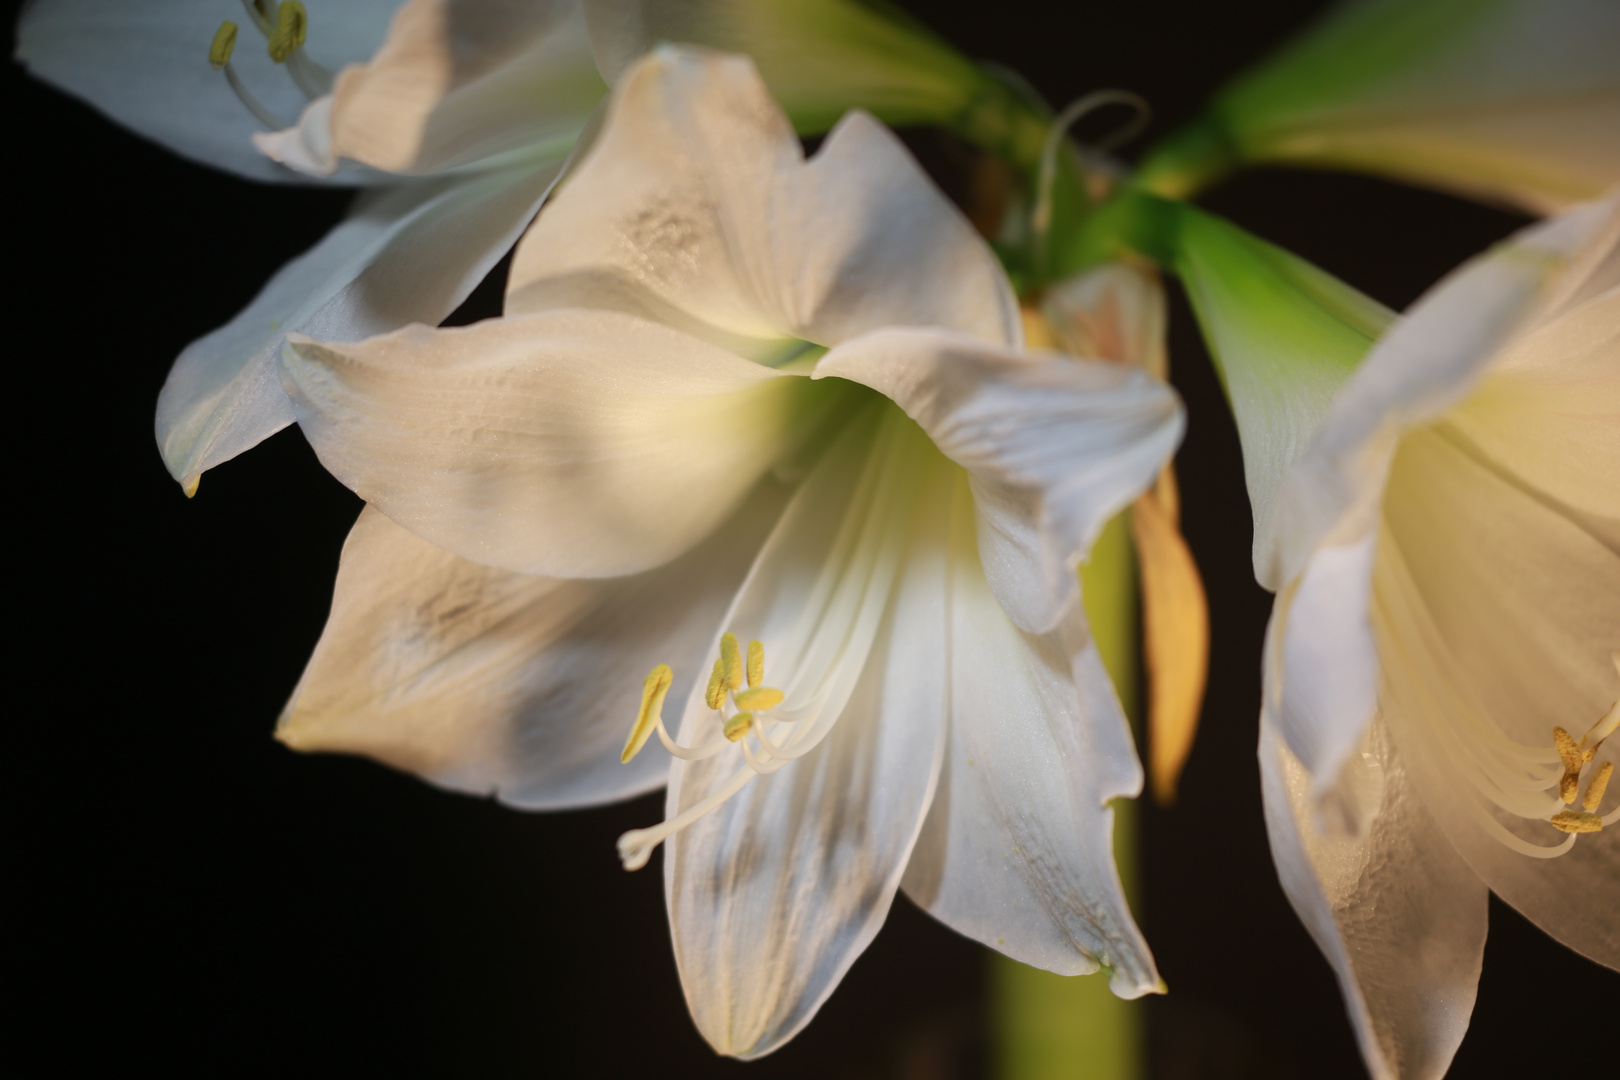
[616,632,799,871]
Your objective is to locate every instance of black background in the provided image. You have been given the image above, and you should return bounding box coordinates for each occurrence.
[11,1,1615,1076]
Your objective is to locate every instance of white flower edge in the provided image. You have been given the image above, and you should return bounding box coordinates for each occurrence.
[159,161,560,489]
[16,0,400,184]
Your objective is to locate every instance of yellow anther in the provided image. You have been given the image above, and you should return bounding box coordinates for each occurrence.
[268,1,308,63]
[1549,810,1603,834]
[704,659,726,711]
[734,687,784,711]
[1583,761,1613,812]
[747,640,764,689]
[720,633,743,691]
[724,711,754,742]
[1554,726,1583,803]
[209,22,238,69]
[1554,726,1581,769]
[621,664,673,763]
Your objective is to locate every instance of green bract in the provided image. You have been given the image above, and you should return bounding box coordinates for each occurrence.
[1066,192,1393,578]
[1136,0,1620,212]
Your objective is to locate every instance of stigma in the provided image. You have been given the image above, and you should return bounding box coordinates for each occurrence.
[209,2,332,132]
[616,633,800,871]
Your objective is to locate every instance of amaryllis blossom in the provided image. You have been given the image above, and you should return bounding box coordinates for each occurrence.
[275,47,1181,1057]
[18,0,1035,495]
[1228,196,1617,1079]
[1138,0,1620,214]
[18,0,606,493]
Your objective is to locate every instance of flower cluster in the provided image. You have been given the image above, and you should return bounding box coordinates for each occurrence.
[19,0,1617,1074]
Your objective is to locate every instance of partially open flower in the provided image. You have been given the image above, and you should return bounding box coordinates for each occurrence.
[1186,190,1618,1079]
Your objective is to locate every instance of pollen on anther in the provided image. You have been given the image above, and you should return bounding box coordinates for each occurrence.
[724,711,754,742]
[1554,726,1583,803]
[747,640,764,689]
[704,658,726,710]
[721,633,743,691]
[209,22,238,69]
[268,0,308,63]
[1550,809,1603,834]
[1583,761,1613,812]
[622,664,673,763]
[735,687,784,711]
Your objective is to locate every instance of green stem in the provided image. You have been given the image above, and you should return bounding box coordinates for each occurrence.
[1132,112,1240,201]
[992,511,1144,1080]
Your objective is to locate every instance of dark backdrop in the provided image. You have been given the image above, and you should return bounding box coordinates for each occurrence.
[12,1,1614,1076]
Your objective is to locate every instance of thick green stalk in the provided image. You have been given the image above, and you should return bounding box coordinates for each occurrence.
[992,511,1143,1080]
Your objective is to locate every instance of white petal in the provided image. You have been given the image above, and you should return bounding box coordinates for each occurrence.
[1263,194,1618,590]
[1206,0,1620,212]
[282,310,845,576]
[1373,427,1620,968]
[1271,534,1382,813]
[506,47,1019,354]
[814,327,1182,634]
[263,0,603,177]
[280,482,788,809]
[663,409,953,1058]
[1445,230,1620,526]
[158,162,557,486]
[17,0,400,183]
[1258,721,1487,1080]
[902,475,1159,997]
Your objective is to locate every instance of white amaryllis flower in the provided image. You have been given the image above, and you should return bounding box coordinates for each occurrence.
[18,0,606,494]
[275,47,1180,1057]
[18,0,1034,496]
[1207,195,1618,1078]
[1137,0,1620,213]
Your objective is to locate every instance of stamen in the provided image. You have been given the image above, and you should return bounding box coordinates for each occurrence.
[1550,810,1604,834]
[209,22,238,69]
[210,25,289,130]
[1555,726,1583,804]
[267,1,307,63]
[704,658,726,710]
[735,687,784,711]
[615,631,808,869]
[621,664,672,763]
[720,633,743,690]
[747,639,765,689]
[1583,761,1613,812]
